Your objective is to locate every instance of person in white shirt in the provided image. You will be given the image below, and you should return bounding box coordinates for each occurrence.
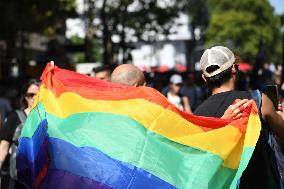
[167,74,192,113]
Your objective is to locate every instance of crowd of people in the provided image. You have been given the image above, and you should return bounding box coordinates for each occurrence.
[93,54,284,113]
[0,45,284,188]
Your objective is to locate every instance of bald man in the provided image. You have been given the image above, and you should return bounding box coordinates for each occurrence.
[111,64,145,87]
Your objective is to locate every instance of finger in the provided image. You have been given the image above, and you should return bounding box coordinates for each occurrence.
[227,105,233,113]
[233,108,241,115]
[243,100,253,108]
[278,103,282,111]
[50,61,55,68]
[277,111,283,116]
[238,100,254,111]
[234,99,241,104]
[233,113,242,120]
[231,99,249,110]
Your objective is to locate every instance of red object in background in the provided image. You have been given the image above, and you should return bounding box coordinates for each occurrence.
[137,65,147,72]
[175,63,187,72]
[157,65,169,73]
[237,63,253,72]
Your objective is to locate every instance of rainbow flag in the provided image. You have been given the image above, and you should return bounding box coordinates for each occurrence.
[17,63,261,189]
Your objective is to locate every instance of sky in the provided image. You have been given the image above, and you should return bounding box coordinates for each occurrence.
[269,0,284,14]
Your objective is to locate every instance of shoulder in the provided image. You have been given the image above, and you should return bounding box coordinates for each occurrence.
[194,98,211,116]
[6,111,19,120]
[229,90,251,98]
[5,110,24,125]
[1,111,20,139]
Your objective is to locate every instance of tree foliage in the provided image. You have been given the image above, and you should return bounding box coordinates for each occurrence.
[0,0,76,77]
[83,0,186,64]
[0,0,76,37]
[99,0,182,41]
[184,0,209,41]
[205,0,282,63]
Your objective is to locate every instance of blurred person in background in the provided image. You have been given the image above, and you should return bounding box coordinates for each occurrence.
[192,71,209,108]
[179,73,198,111]
[0,79,40,189]
[93,65,112,81]
[236,71,251,91]
[274,67,284,98]
[179,72,208,112]
[165,74,192,113]
[254,62,275,91]
[0,86,12,128]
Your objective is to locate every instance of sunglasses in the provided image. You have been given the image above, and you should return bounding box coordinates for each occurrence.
[26,93,37,98]
[175,83,183,87]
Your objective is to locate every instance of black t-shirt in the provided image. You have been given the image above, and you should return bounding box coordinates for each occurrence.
[0,111,26,143]
[194,90,281,189]
[194,90,251,117]
[0,98,12,119]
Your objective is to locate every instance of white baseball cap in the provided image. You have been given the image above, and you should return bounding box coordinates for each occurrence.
[200,46,235,77]
[170,74,183,84]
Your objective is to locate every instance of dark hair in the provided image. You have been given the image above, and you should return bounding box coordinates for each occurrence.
[93,65,112,74]
[20,79,40,109]
[204,66,233,89]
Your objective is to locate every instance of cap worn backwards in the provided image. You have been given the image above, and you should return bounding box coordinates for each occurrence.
[200,46,235,78]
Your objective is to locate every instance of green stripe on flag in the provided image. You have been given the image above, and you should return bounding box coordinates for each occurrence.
[229,147,255,189]
[22,105,243,189]
[21,102,45,138]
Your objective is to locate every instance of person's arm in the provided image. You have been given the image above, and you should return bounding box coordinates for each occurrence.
[182,96,192,114]
[261,94,284,140]
[0,140,10,169]
[0,112,19,169]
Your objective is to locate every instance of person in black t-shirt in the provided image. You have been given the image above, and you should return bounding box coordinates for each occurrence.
[194,46,284,189]
[0,111,24,145]
[0,79,40,189]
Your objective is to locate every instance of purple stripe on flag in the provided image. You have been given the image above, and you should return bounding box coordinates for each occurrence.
[40,169,112,189]
[17,119,49,187]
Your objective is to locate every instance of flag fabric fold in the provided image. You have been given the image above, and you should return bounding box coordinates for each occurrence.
[17,63,261,189]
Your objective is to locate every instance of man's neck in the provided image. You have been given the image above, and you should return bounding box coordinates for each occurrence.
[211,81,235,95]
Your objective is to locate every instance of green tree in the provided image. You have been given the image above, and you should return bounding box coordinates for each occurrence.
[184,0,209,42]
[0,0,76,76]
[205,0,282,63]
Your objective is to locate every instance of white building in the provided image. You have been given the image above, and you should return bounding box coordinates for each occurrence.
[131,13,191,71]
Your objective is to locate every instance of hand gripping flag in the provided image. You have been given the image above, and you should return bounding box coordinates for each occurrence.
[17,63,261,189]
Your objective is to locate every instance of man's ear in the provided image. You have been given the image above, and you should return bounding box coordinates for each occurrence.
[202,74,207,82]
